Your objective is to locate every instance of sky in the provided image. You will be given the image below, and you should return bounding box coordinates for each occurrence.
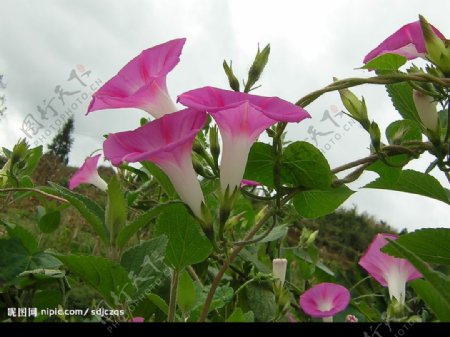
[1,0,450,231]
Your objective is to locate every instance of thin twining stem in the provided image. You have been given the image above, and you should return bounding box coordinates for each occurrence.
[331,142,433,175]
[198,205,274,322]
[0,187,69,204]
[296,73,450,107]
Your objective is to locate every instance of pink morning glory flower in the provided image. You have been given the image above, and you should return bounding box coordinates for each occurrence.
[87,38,186,118]
[103,108,207,219]
[130,317,144,323]
[359,233,422,304]
[69,154,107,191]
[299,282,350,322]
[240,179,261,187]
[364,20,446,63]
[178,86,310,193]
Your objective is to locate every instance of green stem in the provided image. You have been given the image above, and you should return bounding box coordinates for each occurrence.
[296,73,450,108]
[167,269,179,322]
[0,187,68,203]
[348,276,372,292]
[198,206,273,322]
[198,189,298,322]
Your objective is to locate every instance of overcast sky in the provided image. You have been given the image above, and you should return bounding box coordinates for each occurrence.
[1,0,449,231]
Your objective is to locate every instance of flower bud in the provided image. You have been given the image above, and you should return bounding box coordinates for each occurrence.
[209,126,220,165]
[369,121,381,151]
[412,90,439,132]
[192,139,205,155]
[305,230,319,246]
[420,15,450,74]
[272,258,288,287]
[337,85,370,130]
[345,314,358,322]
[223,60,240,92]
[245,44,270,92]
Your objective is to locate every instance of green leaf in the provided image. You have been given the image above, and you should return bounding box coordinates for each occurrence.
[366,155,409,183]
[33,289,63,311]
[362,53,407,71]
[21,145,43,177]
[56,255,135,306]
[386,82,421,123]
[383,239,450,309]
[1,220,38,254]
[365,169,450,205]
[177,270,197,314]
[291,248,335,277]
[116,202,177,249]
[38,211,61,234]
[155,204,212,271]
[293,185,354,218]
[259,225,288,243]
[226,308,254,322]
[147,293,169,315]
[243,142,275,188]
[411,279,450,321]
[233,195,256,228]
[120,236,169,292]
[141,161,177,198]
[28,252,62,270]
[49,182,109,244]
[386,120,422,145]
[281,141,332,189]
[383,228,450,265]
[0,238,29,282]
[106,176,127,245]
[240,248,271,274]
[352,301,381,322]
[244,283,276,322]
[207,285,234,312]
[0,236,61,283]
[189,284,235,321]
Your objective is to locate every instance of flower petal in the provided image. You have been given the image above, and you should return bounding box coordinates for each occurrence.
[178,86,310,123]
[130,317,144,323]
[69,154,107,191]
[359,233,422,303]
[103,108,207,218]
[364,21,446,63]
[178,87,310,192]
[87,38,186,117]
[299,283,350,318]
[240,179,261,187]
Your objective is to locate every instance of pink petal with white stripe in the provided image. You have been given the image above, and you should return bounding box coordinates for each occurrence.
[299,282,350,318]
[69,154,107,191]
[87,38,186,118]
[359,233,422,304]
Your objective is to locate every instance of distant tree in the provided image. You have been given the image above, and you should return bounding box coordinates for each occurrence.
[47,117,74,165]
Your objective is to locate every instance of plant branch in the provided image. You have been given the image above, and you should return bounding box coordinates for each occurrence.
[0,187,69,204]
[332,162,372,187]
[331,154,379,174]
[198,205,273,322]
[199,190,299,322]
[167,269,179,322]
[296,73,450,107]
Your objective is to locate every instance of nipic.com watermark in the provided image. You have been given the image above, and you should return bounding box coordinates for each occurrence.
[6,307,125,319]
[19,65,102,147]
